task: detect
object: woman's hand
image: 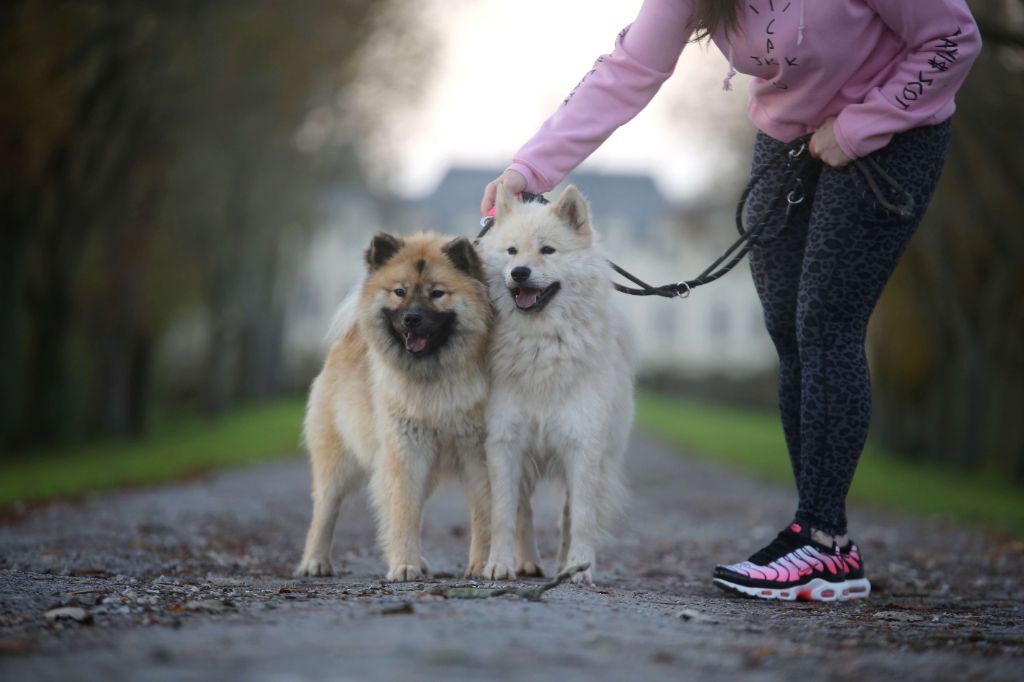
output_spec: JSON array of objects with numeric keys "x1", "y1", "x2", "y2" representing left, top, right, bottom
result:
[
  {"x1": 481, "y1": 169, "x2": 527, "y2": 216},
  {"x1": 809, "y1": 118, "x2": 852, "y2": 169}
]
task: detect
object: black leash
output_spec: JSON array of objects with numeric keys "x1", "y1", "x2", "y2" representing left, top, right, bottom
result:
[
  {"x1": 477, "y1": 138, "x2": 914, "y2": 299},
  {"x1": 612, "y1": 135, "x2": 817, "y2": 298}
]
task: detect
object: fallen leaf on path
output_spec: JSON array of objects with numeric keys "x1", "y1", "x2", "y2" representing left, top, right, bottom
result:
[
  {"x1": 380, "y1": 602, "x2": 415, "y2": 615},
  {"x1": 44, "y1": 607, "x2": 92, "y2": 624},
  {"x1": 745, "y1": 644, "x2": 776, "y2": 666},
  {"x1": 181, "y1": 599, "x2": 235, "y2": 614},
  {"x1": 71, "y1": 566, "x2": 112, "y2": 577},
  {"x1": 0, "y1": 637, "x2": 35, "y2": 655},
  {"x1": 676, "y1": 608, "x2": 719, "y2": 624}
]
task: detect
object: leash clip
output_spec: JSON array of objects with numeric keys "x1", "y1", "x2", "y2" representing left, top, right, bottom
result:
[
  {"x1": 786, "y1": 177, "x2": 805, "y2": 218},
  {"x1": 788, "y1": 142, "x2": 807, "y2": 163}
]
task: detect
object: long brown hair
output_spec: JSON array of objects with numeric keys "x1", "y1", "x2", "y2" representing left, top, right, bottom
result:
[{"x1": 689, "y1": 0, "x2": 743, "y2": 41}]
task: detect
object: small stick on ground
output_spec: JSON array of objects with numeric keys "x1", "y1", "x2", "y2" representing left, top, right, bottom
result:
[{"x1": 429, "y1": 563, "x2": 591, "y2": 602}]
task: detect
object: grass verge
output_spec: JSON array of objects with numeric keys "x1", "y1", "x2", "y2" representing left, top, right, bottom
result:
[
  {"x1": 0, "y1": 400, "x2": 306, "y2": 507},
  {"x1": 636, "y1": 392, "x2": 1024, "y2": 537},
  {"x1": 5, "y1": 393, "x2": 1021, "y2": 538}
]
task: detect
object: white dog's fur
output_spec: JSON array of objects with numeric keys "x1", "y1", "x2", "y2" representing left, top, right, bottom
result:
[{"x1": 478, "y1": 185, "x2": 636, "y2": 585}]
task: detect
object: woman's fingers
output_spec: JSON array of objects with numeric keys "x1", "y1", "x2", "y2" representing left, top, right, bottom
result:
[
  {"x1": 481, "y1": 179, "x2": 499, "y2": 216},
  {"x1": 480, "y1": 169, "x2": 528, "y2": 216},
  {"x1": 502, "y1": 169, "x2": 527, "y2": 194},
  {"x1": 808, "y1": 135, "x2": 820, "y2": 159},
  {"x1": 808, "y1": 118, "x2": 852, "y2": 169}
]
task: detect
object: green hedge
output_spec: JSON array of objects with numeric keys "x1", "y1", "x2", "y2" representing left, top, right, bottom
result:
[{"x1": 636, "y1": 393, "x2": 1024, "y2": 536}]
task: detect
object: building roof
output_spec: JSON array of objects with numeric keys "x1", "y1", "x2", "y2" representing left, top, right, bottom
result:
[{"x1": 411, "y1": 166, "x2": 674, "y2": 238}]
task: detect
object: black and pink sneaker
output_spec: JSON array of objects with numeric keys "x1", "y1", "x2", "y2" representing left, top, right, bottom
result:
[
  {"x1": 713, "y1": 522, "x2": 846, "y2": 601},
  {"x1": 838, "y1": 541, "x2": 871, "y2": 600}
]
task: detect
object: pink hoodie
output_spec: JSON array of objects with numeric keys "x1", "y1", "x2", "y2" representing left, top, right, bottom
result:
[{"x1": 507, "y1": 0, "x2": 981, "y2": 194}]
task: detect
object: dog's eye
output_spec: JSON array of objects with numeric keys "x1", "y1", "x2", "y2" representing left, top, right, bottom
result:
[
  {"x1": 430, "y1": 290, "x2": 445, "y2": 299},
  {"x1": 507, "y1": 247, "x2": 518, "y2": 255},
  {"x1": 394, "y1": 288, "x2": 406, "y2": 298},
  {"x1": 540, "y1": 246, "x2": 556, "y2": 255}
]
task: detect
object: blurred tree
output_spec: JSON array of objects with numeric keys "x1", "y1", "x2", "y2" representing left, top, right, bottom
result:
[
  {"x1": 869, "y1": 0, "x2": 1024, "y2": 476},
  {"x1": 0, "y1": 0, "x2": 433, "y2": 452}
]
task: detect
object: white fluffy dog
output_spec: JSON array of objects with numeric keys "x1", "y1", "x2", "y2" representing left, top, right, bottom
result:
[{"x1": 478, "y1": 184, "x2": 636, "y2": 585}]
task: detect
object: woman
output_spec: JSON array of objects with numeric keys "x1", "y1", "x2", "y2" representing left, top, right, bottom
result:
[{"x1": 479, "y1": 0, "x2": 980, "y2": 601}]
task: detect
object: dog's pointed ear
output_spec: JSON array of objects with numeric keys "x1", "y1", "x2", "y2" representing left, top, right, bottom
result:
[
  {"x1": 443, "y1": 237, "x2": 483, "y2": 279},
  {"x1": 551, "y1": 185, "x2": 591, "y2": 236},
  {"x1": 494, "y1": 182, "x2": 517, "y2": 222},
  {"x1": 365, "y1": 233, "x2": 403, "y2": 271}
]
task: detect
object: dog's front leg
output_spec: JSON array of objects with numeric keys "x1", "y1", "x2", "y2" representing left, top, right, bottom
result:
[
  {"x1": 482, "y1": 432, "x2": 525, "y2": 580},
  {"x1": 564, "y1": 441, "x2": 603, "y2": 586},
  {"x1": 459, "y1": 430, "x2": 491, "y2": 578},
  {"x1": 483, "y1": 441, "x2": 520, "y2": 580},
  {"x1": 516, "y1": 480, "x2": 544, "y2": 577},
  {"x1": 556, "y1": 495, "x2": 571, "y2": 574},
  {"x1": 374, "y1": 435, "x2": 432, "y2": 582},
  {"x1": 482, "y1": 391, "x2": 529, "y2": 580}
]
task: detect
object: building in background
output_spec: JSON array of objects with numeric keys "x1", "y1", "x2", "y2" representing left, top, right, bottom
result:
[{"x1": 285, "y1": 167, "x2": 776, "y2": 382}]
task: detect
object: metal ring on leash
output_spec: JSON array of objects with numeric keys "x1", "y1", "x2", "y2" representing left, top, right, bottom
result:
[
  {"x1": 675, "y1": 282, "x2": 691, "y2": 299},
  {"x1": 786, "y1": 190, "x2": 805, "y2": 205},
  {"x1": 788, "y1": 143, "x2": 806, "y2": 161}
]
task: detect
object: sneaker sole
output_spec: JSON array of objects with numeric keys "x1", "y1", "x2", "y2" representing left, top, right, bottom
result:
[
  {"x1": 713, "y1": 577, "x2": 847, "y2": 602},
  {"x1": 839, "y1": 577, "x2": 871, "y2": 601}
]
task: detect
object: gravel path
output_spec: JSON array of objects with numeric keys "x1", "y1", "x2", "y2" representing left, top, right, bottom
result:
[{"x1": 1, "y1": 434, "x2": 1022, "y2": 681}]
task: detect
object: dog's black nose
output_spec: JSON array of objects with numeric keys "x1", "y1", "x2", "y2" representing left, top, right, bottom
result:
[
  {"x1": 511, "y1": 266, "x2": 531, "y2": 283},
  {"x1": 403, "y1": 312, "x2": 423, "y2": 329}
]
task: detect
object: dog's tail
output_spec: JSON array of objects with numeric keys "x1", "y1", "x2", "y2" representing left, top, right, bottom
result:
[{"x1": 324, "y1": 275, "x2": 366, "y2": 344}]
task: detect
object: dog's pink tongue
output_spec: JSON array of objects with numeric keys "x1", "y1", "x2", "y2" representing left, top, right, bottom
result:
[
  {"x1": 515, "y1": 288, "x2": 541, "y2": 309},
  {"x1": 404, "y1": 333, "x2": 428, "y2": 352}
]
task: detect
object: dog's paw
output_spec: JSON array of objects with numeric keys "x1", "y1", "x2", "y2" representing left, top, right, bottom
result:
[
  {"x1": 385, "y1": 564, "x2": 424, "y2": 582},
  {"x1": 517, "y1": 561, "x2": 545, "y2": 578},
  {"x1": 294, "y1": 557, "x2": 334, "y2": 578},
  {"x1": 464, "y1": 560, "x2": 487, "y2": 579},
  {"x1": 481, "y1": 561, "x2": 516, "y2": 581},
  {"x1": 570, "y1": 568, "x2": 593, "y2": 586}
]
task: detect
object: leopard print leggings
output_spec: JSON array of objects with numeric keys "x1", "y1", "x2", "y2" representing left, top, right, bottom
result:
[{"x1": 746, "y1": 121, "x2": 951, "y2": 536}]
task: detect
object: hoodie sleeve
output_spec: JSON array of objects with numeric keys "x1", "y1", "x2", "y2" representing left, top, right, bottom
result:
[
  {"x1": 833, "y1": 0, "x2": 981, "y2": 160},
  {"x1": 507, "y1": 0, "x2": 694, "y2": 194}
]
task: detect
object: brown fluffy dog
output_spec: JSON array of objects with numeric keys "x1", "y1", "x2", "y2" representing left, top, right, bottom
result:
[{"x1": 295, "y1": 232, "x2": 492, "y2": 581}]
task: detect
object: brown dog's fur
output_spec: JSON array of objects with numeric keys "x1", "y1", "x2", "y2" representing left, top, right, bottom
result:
[{"x1": 295, "y1": 232, "x2": 492, "y2": 581}]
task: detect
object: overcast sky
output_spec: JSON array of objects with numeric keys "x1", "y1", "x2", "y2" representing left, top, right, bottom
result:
[{"x1": 385, "y1": 0, "x2": 754, "y2": 204}]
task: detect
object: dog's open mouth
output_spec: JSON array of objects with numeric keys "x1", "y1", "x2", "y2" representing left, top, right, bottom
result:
[
  {"x1": 510, "y1": 282, "x2": 560, "y2": 313},
  {"x1": 403, "y1": 332, "x2": 430, "y2": 354}
]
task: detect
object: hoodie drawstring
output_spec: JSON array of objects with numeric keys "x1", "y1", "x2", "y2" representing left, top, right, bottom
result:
[
  {"x1": 722, "y1": 44, "x2": 737, "y2": 91},
  {"x1": 797, "y1": 0, "x2": 806, "y2": 45}
]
